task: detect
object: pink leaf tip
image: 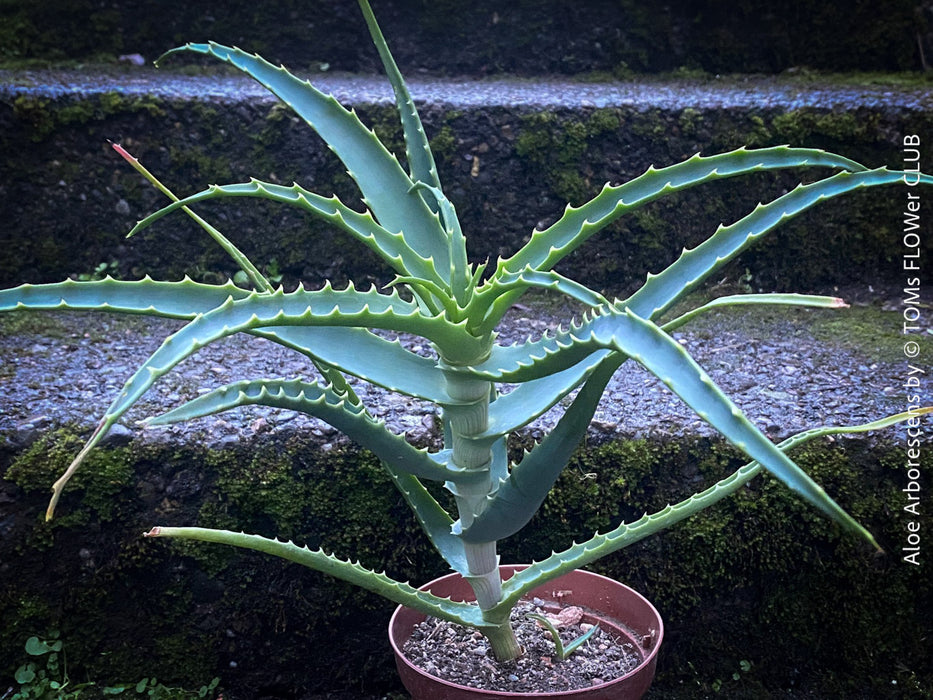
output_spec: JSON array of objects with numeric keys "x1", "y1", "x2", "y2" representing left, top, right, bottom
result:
[{"x1": 111, "y1": 141, "x2": 138, "y2": 164}]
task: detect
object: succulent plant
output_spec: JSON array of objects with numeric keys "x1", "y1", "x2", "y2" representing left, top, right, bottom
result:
[{"x1": 1, "y1": 0, "x2": 929, "y2": 666}]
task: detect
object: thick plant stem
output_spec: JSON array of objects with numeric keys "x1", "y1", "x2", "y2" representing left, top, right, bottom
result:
[
  {"x1": 442, "y1": 359, "x2": 523, "y2": 660},
  {"x1": 443, "y1": 367, "x2": 494, "y2": 536},
  {"x1": 466, "y1": 542, "x2": 522, "y2": 660},
  {"x1": 484, "y1": 622, "x2": 524, "y2": 662},
  {"x1": 464, "y1": 541, "x2": 500, "y2": 609}
]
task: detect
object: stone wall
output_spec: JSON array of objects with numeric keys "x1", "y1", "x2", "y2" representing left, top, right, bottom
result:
[{"x1": 2, "y1": 428, "x2": 929, "y2": 698}]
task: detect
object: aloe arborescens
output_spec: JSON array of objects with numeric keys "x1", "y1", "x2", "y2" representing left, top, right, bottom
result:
[{"x1": 2, "y1": 0, "x2": 930, "y2": 669}]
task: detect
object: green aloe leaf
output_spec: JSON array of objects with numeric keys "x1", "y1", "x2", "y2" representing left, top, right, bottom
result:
[
  {"x1": 661, "y1": 293, "x2": 848, "y2": 332},
  {"x1": 129, "y1": 181, "x2": 445, "y2": 287},
  {"x1": 146, "y1": 378, "x2": 479, "y2": 485},
  {"x1": 112, "y1": 143, "x2": 272, "y2": 292},
  {"x1": 473, "y1": 298, "x2": 837, "y2": 500},
  {"x1": 409, "y1": 183, "x2": 471, "y2": 306},
  {"x1": 497, "y1": 146, "x2": 867, "y2": 277},
  {"x1": 625, "y1": 168, "x2": 933, "y2": 320},
  {"x1": 112, "y1": 146, "x2": 364, "y2": 396},
  {"x1": 468, "y1": 306, "x2": 878, "y2": 545},
  {"x1": 384, "y1": 469, "x2": 468, "y2": 574},
  {"x1": 144, "y1": 526, "x2": 487, "y2": 628},
  {"x1": 468, "y1": 267, "x2": 610, "y2": 335},
  {"x1": 460, "y1": 355, "x2": 623, "y2": 541},
  {"x1": 113, "y1": 148, "x2": 365, "y2": 393},
  {"x1": 0, "y1": 277, "x2": 249, "y2": 317},
  {"x1": 480, "y1": 351, "x2": 612, "y2": 441},
  {"x1": 496, "y1": 409, "x2": 931, "y2": 610},
  {"x1": 460, "y1": 308, "x2": 604, "y2": 384},
  {"x1": 0, "y1": 278, "x2": 449, "y2": 401},
  {"x1": 157, "y1": 42, "x2": 451, "y2": 277},
  {"x1": 44, "y1": 284, "x2": 483, "y2": 517},
  {"x1": 264, "y1": 326, "x2": 448, "y2": 402},
  {"x1": 527, "y1": 613, "x2": 599, "y2": 661},
  {"x1": 100, "y1": 283, "x2": 470, "y2": 423},
  {"x1": 356, "y1": 0, "x2": 444, "y2": 206},
  {"x1": 469, "y1": 167, "x2": 933, "y2": 383},
  {"x1": 613, "y1": 310, "x2": 878, "y2": 544}
]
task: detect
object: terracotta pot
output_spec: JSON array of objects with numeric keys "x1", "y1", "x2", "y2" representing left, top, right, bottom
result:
[{"x1": 388, "y1": 566, "x2": 663, "y2": 699}]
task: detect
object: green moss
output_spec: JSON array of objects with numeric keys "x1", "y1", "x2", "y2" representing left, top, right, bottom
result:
[
  {"x1": 718, "y1": 113, "x2": 773, "y2": 149},
  {"x1": 515, "y1": 109, "x2": 622, "y2": 203},
  {"x1": 428, "y1": 122, "x2": 458, "y2": 166},
  {"x1": 3, "y1": 428, "x2": 142, "y2": 561},
  {"x1": 1, "y1": 425, "x2": 926, "y2": 695},
  {"x1": 643, "y1": 440, "x2": 930, "y2": 692},
  {"x1": 677, "y1": 107, "x2": 703, "y2": 138},
  {"x1": 361, "y1": 106, "x2": 406, "y2": 162},
  {"x1": 13, "y1": 92, "x2": 166, "y2": 142},
  {"x1": 205, "y1": 443, "x2": 309, "y2": 537},
  {"x1": 6, "y1": 429, "x2": 134, "y2": 528},
  {"x1": 0, "y1": 596, "x2": 54, "y2": 670},
  {"x1": 501, "y1": 438, "x2": 696, "y2": 563},
  {"x1": 770, "y1": 108, "x2": 881, "y2": 147},
  {"x1": 783, "y1": 71, "x2": 933, "y2": 88},
  {"x1": 495, "y1": 430, "x2": 932, "y2": 694},
  {"x1": 0, "y1": 309, "x2": 73, "y2": 339},
  {"x1": 807, "y1": 306, "x2": 909, "y2": 361},
  {"x1": 245, "y1": 102, "x2": 301, "y2": 183},
  {"x1": 184, "y1": 440, "x2": 441, "y2": 583},
  {"x1": 165, "y1": 142, "x2": 233, "y2": 189},
  {"x1": 682, "y1": 303, "x2": 908, "y2": 364},
  {"x1": 0, "y1": 434, "x2": 225, "y2": 686},
  {"x1": 628, "y1": 108, "x2": 668, "y2": 141}
]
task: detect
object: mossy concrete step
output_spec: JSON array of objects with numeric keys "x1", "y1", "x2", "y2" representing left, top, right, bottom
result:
[
  {"x1": 1, "y1": 69, "x2": 930, "y2": 293},
  {"x1": 0, "y1": 293, "x2": 928, "y2": 697},
  {"x1": 0, "y1": 293, "x2": 923, "y2": 448}
]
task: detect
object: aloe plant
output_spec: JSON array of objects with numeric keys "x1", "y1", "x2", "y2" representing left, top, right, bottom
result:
[{"x1": 1, "y1": 0, "x2": 930, "y2": 668}]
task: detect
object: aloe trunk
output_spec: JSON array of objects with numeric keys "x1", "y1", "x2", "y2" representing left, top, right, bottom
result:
[{"x1": 442, "y1": 361, "x2": 521, "y2": 657}]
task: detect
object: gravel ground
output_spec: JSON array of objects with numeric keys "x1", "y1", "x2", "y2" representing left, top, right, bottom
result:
[
  {"x1": 0, "y1": 286, "x2": 921, "y2": 455},
  {"x1": 2, "y1": 69, "x2": 932, "y2": 112}
]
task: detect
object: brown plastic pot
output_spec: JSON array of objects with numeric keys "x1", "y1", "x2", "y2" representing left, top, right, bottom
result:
[{"x1": 388, "y1": 566, "x2": 663, "y2": 699}]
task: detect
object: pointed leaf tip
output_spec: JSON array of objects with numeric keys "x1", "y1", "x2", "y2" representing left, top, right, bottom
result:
[{"x1": 111, "y1": 142, "x2": 137, "y2": 164}]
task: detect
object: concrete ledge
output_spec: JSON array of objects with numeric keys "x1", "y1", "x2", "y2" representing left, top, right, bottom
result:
[
  {"x1": 1, "y1": 70, "x2": 931, "y2": 292},
  {"x1": 0, "y1": 292, "x2": 920, "y2": 446}
]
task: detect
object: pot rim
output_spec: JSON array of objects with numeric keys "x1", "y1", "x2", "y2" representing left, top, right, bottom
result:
[{"x1": 388, "y1": 565, "x2": 664, "y2": 697}]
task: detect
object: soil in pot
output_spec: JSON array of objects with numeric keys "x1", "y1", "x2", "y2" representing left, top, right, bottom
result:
[
  {"x1": 402, "y1": 599, "x2": 642, "y2": 693},
  {"x1": 391, "y1": 567, "x2": 662, "y2": 699}
]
